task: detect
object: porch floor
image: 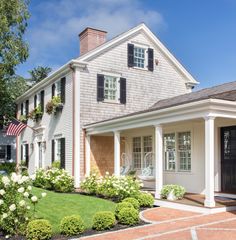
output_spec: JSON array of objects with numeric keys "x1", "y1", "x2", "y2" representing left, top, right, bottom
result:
[{"x1": 159, "y1": 193, "x2": 236, "y2": 208}]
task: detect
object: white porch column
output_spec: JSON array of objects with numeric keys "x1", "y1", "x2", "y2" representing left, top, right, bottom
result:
[
  {"x1": 114, "y1": 131, "x2": 120, "y2": 176},
  {"x1": 204, "y1": 116, "x2": 216, "y2": 207},
  {"x1": 155, "y1": 125, "x2": 163, "y2": 199},
  {"x1": 85, "y1": 134, "x2": 91, "y2": 176}
]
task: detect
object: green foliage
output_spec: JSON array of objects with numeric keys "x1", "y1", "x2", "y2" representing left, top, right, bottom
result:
[
  {"x1": 122, "y1": 197, "x2": 140, "y2": 210},
  {"x1": 46, "y1": 96, "x2": 63, "y2": 115},
  {"x1": 0, "y1": 0, "x2": 30, "y2": 78},
  {"x1": 81, "y1": 172, "x2": 143, "y2": 201},
  {"x1": 115, "y1": 202, "x2": 134, "y2": 218},
  {"x1": 117, "y1": 207, "x2": 139, "y2": 225},
  {"x1": 19, "y1": 114, "x2": 27, "y2": 123},
  {"x1": 60, "y1": 215, "x2": 85, "y2": 236},
  {"x1": 28, "y1": 104, "x2": 43, "y2": 122},
  {"x1": 0, "y1": 173, "x2": 46, "y2": 235},
  {"x1": 51, "y1": 160, "x2": 61, "y2": 169},
  {"x1": 0, "y1": 162, "x2": 16, "y2": 174},
  {"x1": 161, "y1": 184, "x2": 186, "y2": 200},
  {"x1": 28, "y1": 66, "x2": 52, "y2": 85},
  {"x1": 33, "y1": 168, "x2": 74, "y2": 193},
  {"x1": 26, "y1": 219, "x2": 52, "y2": 240},
  {"x1": 136, "y1": 192, "x2": 154, "y2": 207},
  {"x1": 92, "y1": 211, "x2": 115, "y2": 231}
]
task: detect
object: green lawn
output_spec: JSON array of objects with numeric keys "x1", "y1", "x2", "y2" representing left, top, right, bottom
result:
[{"x1": 31, "y1": 187, "x2": 116, "y2": 233}]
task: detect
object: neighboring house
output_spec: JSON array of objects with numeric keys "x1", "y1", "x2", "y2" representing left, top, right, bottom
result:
[
  {"x1": 0, "y1": 117, "x2": 16, "y2": 163},
  {"x1": 16, "y1": 24, "x2": 199, "y2": 197}
]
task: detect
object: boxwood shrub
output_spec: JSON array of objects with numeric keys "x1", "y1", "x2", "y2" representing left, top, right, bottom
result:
[
  {"x1": 117, "y1": 207, "x2": 139, "y2": 225},
  {"x1": 26, "y1": 219, "x2": 52, "y2": 240},
  {"x1": 122, "y1": 197, "x2": 140, "y2": 210},
  {"x1": 136, "y1": 192, "x2": 154, "y2": 207},
  {"x1": 161, "y1": 184, "x2": 186, "y2": 200},
  {"x1": 60, "y1": 215, "x2": 85, "y2": 236},
  {"x1": 115, "y1": 202, "x2": 134, "y2": 218},
  {"x1": 92, "y1": 211, "x2": 116, "y2": 231}
]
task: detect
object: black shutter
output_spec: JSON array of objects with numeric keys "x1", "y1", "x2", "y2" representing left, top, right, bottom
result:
[
  {"x1": 0, "y1": 115, "x2": 3, "y2": 130},
  {"x1": 97, "y1": 74, "x2": 104, "y2": 102},
  {"x1": 40, "y1": 90, "x2": 45, "y2": 112},
  {"x1": 21, "y1": 103, "x2": 24, "y2": 115},
  {"x1": 34, "y1": 95, "x2": 37, "y2": 108},
  {"x1": 148, "y1": 48, "x2": 154, "y2": 71},
  {"x1": 51, "y1": 140, "x2": 55, "y2": 163},
  {"x1": 25, "y1": 144, "x2": 29, "y2": 167},
  {"x1": 7, "y1": 145, "x2": 11, "y2": 160},
  {"x1": 21, "y1": 145, "x2": 23, "y2": 161},
  {"x1": 52, "y1": 84, "x2": 55, "y2": 98},
  {"x1": 25, "y1": 100, "x2": 29, "y2": 116},
  {"x1": 120, "y1": 78, "x2": 126, "y2": 104},
  {"x1": 60, "y1": 138, "x2": 65, "y2": 169},
  {"x1": 61, "y1": 77, "x2": 66, "y2": 104},
  {"x1": 127, "y1": 43, "x2": 134, "y2": 67}
]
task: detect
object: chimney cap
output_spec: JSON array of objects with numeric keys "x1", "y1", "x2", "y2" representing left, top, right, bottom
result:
[{"x1": 79, "y1": 27, "x2": 107, "y2": 37}]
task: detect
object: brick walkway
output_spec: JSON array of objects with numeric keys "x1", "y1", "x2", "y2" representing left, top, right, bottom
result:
[{"x1": 80, "y1": 207, "x2": 236, "y2": 240}]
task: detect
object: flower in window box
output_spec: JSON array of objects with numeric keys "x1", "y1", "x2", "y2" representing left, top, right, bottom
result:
[
  {"x1": 19, "y1": 115, "x2": 28, "y2": 123},
  {"x1": 28, "y1": 105, "x2": 43, "y2": 122},
  {"x1": 46, "y1": 96, "x2": 63, "y2": 115}
]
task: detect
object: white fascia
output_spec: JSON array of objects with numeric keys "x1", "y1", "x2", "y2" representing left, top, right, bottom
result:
[
  {"x1": 15, "y1": 59, "x2": 87, "y2": 104},
  {"x1": 84, "y1": 99, "x2": 236, "y2": 135}
]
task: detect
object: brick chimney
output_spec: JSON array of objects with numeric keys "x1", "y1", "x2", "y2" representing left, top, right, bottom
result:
[{"x1": 79, "y1": 27, "x2": 107, "y2": 55}]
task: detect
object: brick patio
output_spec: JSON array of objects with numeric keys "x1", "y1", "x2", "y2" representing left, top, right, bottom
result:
[{"x1": 80, "y1": 207, "x2": 236, "y2": 240}]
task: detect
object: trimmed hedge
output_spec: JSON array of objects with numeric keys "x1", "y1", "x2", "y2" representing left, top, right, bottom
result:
[
  {"x1": 26, "y1": 219, "x2": 52, "y2": 240},
  {"x1": 115, "y1": 202, "x2": 134, "y2": 218},
  {"x1": 60, "y1": 215, "x2": 85, "y2": 236},
  {"x1": 122, "y1": 197, "x2": 140, "y2": 210},
  {"x1": 136, "y1": 193, "x2": 154, "y2": 207},
  {"x1": 117, "y1": 207, "x2": 139, "y2": 225},
  {"x1": 92, "y1": 211, "x2": 115, "y2": 231}
]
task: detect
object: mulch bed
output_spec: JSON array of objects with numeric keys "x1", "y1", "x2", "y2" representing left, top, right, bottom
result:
[{"x1": 0, "y1": 221, "x2": 148, "y2": 240}]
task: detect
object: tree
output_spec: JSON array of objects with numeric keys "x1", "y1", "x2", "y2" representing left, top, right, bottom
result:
[
  {"x1": 29, "y1": 66, "x2": 52, "y2": 85},
  {"x1": 0, "y1": 0, "x2": 30, "y2": 79}
]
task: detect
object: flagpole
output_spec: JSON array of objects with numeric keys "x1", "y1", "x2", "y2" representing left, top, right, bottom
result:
[{"x1": 11, "y1": 117, "x2": 38, "y2": 133}]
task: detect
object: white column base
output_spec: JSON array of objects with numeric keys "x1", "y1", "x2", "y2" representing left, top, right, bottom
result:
[
  {"x1": 155, "y1": 192, "x2": 161, "y2": 199},
  {"x1": 204, "y1": 199, "x2": 216, "y2": 208},
  {"x1": 114, "y1": 131, "x2": 120, "y2": 177}
]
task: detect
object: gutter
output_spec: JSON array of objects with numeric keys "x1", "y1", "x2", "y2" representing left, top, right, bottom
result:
[{"x1": 15, "y1": 59, "x2": 87, "y2": 103}]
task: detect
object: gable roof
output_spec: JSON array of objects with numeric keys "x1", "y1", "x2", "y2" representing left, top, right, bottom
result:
[
  {"x1": 78, "y1": 23, "x2": 199, "y2": 85},
  {"x1": 85, "y1": 80, "x2": 236, "y2": 127}
]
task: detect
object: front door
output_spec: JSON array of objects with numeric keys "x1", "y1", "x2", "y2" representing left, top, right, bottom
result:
[{"x1": 221, "y1": 126, "x2": 236, "y2": 193}]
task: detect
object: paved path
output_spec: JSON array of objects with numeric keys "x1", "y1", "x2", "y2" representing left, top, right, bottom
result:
[{"x1": 80, "y1": 207, "x2": 236, "y2": 240}]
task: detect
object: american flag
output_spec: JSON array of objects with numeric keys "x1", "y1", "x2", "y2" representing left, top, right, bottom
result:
[{"x1": 6, "y1": 119, "x2": 27, "y2": 136}]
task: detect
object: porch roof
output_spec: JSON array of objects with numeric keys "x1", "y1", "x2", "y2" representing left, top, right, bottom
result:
[{"x1": 85, "y1": 81, "x2": 236, "y2": 134}]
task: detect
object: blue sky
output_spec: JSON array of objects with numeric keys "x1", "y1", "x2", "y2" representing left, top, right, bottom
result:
[{"x1": 17, "y1": 0, "x2": 236, "y2": 89}]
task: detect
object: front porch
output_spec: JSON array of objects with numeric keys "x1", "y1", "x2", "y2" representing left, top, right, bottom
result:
[{"x1": 84, "y1": 98, "x2": 236, "y2": 209}]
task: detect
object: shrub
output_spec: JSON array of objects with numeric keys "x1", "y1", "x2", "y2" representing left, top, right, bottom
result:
[
  {"x1": 161, "y1": 184, "x2": 186, "y2": 200},
  {"x1": 60, "y1": 215, "x2": 85, "y2": 236},
  {"x1": 0, "y1": 173, "x2": 46, "y2": 235},
  {"x1": 117, "y1": 207, "x2": 139, "y2": 225},
  {"x1": 81, "y1": 172, "x2": 143, "y2": 201},
  {"x1": 26, "y1": 219, "x2": 52, "y2": 240},
  {"x1": 136, "y1": 192, "x2": 154, "y2": 207},
  {"x1": 0, "y1": 162, "x2": 16, "y2": 174},
  {"x1": 52, "y1": 160, "x2": 61, "y2": 169},
  {"x1": 115, "y1": 202, "x2": 134, "y2": 218},
  {"x1": 33, "y1": 168, "x2": 74, "y2": 193},
  {"x1": 122, "y1": 197, "x2": 140, "y2": 210},
  {"x1": 92, "y1": 211, "x2": 115, "y2": 231}
]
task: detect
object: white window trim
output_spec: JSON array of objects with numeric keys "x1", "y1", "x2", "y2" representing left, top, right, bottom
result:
[
  {"x1": 131, "y1": 42, "x2": 149, "y2": 70},
  {"x1": 55, "y1": 80, "x2": 61, "y2": 97},
  {"x1": 163, "y1": 130, "x2": 192, "y2": 173},
  {"x1": 103, "y1": 74, "x2": 121, "y2": 104}
]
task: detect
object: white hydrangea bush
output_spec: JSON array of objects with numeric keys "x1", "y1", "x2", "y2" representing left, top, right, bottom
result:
[
  {"x1": 81, "y1": 172, "x2": 143, "y2": 201},
  {"x1": 0, "y1": 173, "x2": 46, "y2": 235}
]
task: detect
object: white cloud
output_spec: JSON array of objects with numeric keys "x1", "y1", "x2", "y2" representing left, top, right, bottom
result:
[{"x1": 25, "y1": 0, "x2": 165, "y2": 69}]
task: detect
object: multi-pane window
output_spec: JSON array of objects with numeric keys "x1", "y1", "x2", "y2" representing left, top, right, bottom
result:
[
  {"x1": 178, "y1": 132, "x2": 191, "y2": 171},
  {"x1": 0, "y1": 145, "x2": 6, "y2": 160},
  {"x1": 133, "y1": 137, "x2": 141, "y2": 169},
  {"x1": 132, "y1": 136, "x2": 153, "y2": 169},
  {"x1": 104, "y1": 75, "x2": 118, "y2": 101},
  {"x1": 56, "y1": 81, "x2": 61, "y2": 97},
  {"x1": 55, "y1": 139, "x2": 61, "y2": 162},
  {"x1": 134, "y1": 47, "x2": 145, "y2": 68},
  {"x1": 164, "y1": 133, "x2": 176, "y2": 171}
]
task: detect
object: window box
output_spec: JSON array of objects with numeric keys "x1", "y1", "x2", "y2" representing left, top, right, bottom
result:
[
  {"x1": 28, "y1": 105, "x2": 43, "y2": 122},
  {"x1": 19, "y1": 115, "x2": 28, "y2": 124},
  {"x1": 46, "y1": 96, "x2": 63, "y2": 115}
]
